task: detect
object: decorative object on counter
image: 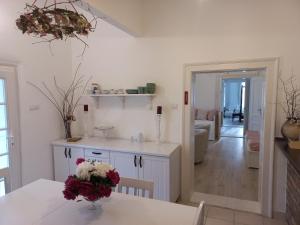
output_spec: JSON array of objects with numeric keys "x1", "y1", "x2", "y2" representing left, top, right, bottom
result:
[
  {"x1": 28, "y1": 63, "x2": 91, "y2": 139},
  {"x1": 130, "y1": 133, "x2": 144, "y2": 143},
  {"x1": 156, "y1": 106, "x2": 162, "y2": 144},
  {"x1": 146, "y1": 83, "x2": 156, "y2": 94},
  {"x1": 281, "y1": 118, "x2": 300, "y2": 141},
  {"x1": 16, "y1": 0, "x2": 97, "y2": 55},
  {"x1": 288, "y1": 141, "x2": 300, "y2": 150},
  {"x1": 83, "y1": 104, "x2": 89, "y2": 138},
  {"x1": 94, "y1": 125, "x2": 114, "y2": 138},
  {"x1": 67, "y1": 137, "x2": 82, "y2": 142},
  {"x1": 279, "y1": 75, "x2": 300, "y2": 140},
  {"x1": 138, "y1": 132, "x2": 144, "y2": 143},
  {"x1": 63, "y1": 158, "x2": 120, "y2": 209},
  {"x1": 126, "y1": 89, "x2": 139, "y2": 94}
]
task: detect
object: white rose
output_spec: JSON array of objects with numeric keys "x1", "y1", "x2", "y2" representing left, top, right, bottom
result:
[
  {"x1": 92, "y1": 162, "x2": 113, "y2": 178},
  {"x1": 76, "y1": 161, "x2": 94, "y2": 181}
]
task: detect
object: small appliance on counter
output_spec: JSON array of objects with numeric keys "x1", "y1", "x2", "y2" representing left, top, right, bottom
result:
[{"x1": 94, "y1": 125, "x2": 114, "y2": 138}]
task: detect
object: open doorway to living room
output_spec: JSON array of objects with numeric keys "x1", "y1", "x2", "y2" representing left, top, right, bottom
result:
[
  {"x1": 192, "y1": 69, "x2": 265, "y2": 205},
  {"x1": 221, "y1": 78, "x2": 246, "y2": 138}
]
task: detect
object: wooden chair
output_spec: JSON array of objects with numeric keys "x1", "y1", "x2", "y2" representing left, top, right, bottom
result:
[
  {"x1": 117, "y1": 177, "x2": 154, "y2": 199},
  {"x1": 193, "y1": 201, "x2": 206, "y2": 225}
]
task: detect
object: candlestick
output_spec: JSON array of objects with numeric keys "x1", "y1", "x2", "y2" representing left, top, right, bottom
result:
[
  {"x1": 157, "y1": 106, "x2": 162, "y2": 115},
  {"x1": 83, "y1": 105, "x2": 89, "y2": 138}
]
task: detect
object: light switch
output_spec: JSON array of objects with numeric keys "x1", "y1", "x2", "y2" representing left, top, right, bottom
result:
[{"x1": 29, "y1": 105, "x2": 40, "y2": 111}]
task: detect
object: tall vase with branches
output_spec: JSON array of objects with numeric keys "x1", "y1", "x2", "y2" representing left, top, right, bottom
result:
[
  {"x1": 279, "y1": 75, "x2": 300, "y2": 140},
  {"x1": 28, "y1": 64, "x2": 91, "y2": 139}
]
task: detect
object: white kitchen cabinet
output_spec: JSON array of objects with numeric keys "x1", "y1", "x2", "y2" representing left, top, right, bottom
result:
[
  {"x1": 139, "y1": 155, "x2": 169, "y2": 201},
  {"x1": 52, "y1": 138, "x2": 181, "y2": 202},
  {"x1": 53, "y1": 146, "x2": 84, "y2": 182},
  {"x1": 110, "y1": 152, "x2": 139, "y2": 179}
]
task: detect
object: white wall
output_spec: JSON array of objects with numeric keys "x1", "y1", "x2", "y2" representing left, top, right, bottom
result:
[
  {"x1": 0, "y1": 1, "x2": 72, "y2": 185},
  {"x1": 194, "y1": 73, "x2": 219, "y2": 111}
]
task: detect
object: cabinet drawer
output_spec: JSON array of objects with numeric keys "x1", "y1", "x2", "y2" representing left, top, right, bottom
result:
[
  {"x1": 85, "y1": 156, "x2": 110, "y2": 164},
  {"x1": 85, "y1": 149, "x2": 110, "y2": 158}
]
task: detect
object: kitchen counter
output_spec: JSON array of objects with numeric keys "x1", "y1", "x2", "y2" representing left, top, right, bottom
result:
[
  {"x1": 52, "y1": 137, "x2": 181, "y2": 157},
  {"x1": 275, "y1": 138, "x2": 300, "y2": 174}
]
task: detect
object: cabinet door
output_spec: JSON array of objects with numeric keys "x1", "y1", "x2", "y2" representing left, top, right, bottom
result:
[
  {"x1": 53, "y1": 146, "x2": 69, "y2": 182},
  {"x1": 110, "y1": 152, "x2": 139, "y2": 179},
  {"x1": 139, "y1": 155, "x2": 169, "y2": 201},
  {"x1": 68, "y1": 147, "x2": 84, "y2": 176}
]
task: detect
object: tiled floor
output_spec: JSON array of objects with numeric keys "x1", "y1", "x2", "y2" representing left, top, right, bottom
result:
[{"x1": 180, "y1": 202, "x2": 287, "y2": 225}]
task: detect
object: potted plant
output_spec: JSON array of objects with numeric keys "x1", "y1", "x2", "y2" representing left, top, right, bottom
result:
[
  {"x1": 28, "y1": 64, "x2": 91, "y2": 139},
  {"x1": 279, "y1": 75, "x2": 300, "y2": 140},
  {"x1": 63, "y1": 158, "x2": 120, "y2": 209}
]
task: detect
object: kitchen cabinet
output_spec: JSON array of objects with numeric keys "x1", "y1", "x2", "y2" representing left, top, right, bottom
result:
[
  {"x1": 53, "y1": 146, "x2": 84, "y2": 182},
  {"x1": 52, "y1": 138, "x2": 181, "y2": 202}
]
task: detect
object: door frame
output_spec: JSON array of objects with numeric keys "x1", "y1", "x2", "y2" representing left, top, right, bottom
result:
[
  {"x1": 0, "y1": 64, "x2": 22, "y2": 192},
  {"x1": 182, "y1": 58, "x2": 279, "y2": 217}
]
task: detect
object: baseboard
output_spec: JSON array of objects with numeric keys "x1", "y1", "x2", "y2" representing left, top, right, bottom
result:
[{"x1": 272, "y1": 211, "x2": 286, "y2": 221}]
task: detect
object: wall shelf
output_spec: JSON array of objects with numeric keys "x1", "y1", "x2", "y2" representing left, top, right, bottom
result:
[{"x1": 84, "y1": 94, "x2": 156, "y2": 109}]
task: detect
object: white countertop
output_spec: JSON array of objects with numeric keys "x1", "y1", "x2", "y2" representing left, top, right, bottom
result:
[
  {"x1": 0, "y1": 179, "x2": 196, "y2": 225},
  {"x1": 52, "y1": 137, "x2": 181, "y2": 157}
]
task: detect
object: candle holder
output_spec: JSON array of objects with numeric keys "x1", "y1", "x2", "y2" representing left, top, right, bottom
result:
[
  {"x1": 155, "y1": 105, "x2": 163, "y2": 144},
  {"x1": 83, "y1": 105, "x2": 89, "y2": 138}
]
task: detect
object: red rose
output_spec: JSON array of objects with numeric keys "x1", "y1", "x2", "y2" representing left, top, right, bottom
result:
[
  {"x1": 63, "y1": 188, "x2": 77, "y2": 200},
  {"x1": 106, "y1": 170, "x2": 120, "y2": 186},
  {"x1": 99, "y1": 185, "x2": 112, "y2": 198},
  {"x1": 76, "y1": 158, "x2": 85, "y2": 165},
  {"x1": 78, "y1": 181, "x2": 94, "y2": 197}
]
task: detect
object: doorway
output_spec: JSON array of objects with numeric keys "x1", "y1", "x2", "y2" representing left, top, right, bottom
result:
[
  {"x1": 193, "y1": 70, "x2": 265, "y2": 202},
  {"x1": 182, "y1": 58, "x2": 278, "y2": 217},
  {"x1": 221, "y1": 78, "x2": 247, "y2": 138},
  {"x1": 0, "y1": 64, "x2": 21, "y2": 196}
]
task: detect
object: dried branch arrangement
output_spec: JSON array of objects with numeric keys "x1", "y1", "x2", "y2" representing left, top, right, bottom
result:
[
  {"x1": 28, "y1": 64, "x2": 92, "y2": 138},
  {"x1": 16, "y1": 0, "x2": 97, "y2": 54},
  {"x1": 279, "y1": 75, "x2": 300, "y2": 119}
]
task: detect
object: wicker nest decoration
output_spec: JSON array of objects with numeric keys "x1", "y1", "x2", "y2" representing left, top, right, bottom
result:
[{"x1": 16, "y1": 0, "x2": 96, "y2": 53}]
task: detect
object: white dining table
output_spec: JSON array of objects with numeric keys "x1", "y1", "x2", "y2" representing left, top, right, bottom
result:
[{"x1": 0, "y1": 179, "x2": 197, "y2": 225}]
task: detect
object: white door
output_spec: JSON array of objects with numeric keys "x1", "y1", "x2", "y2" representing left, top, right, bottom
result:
[
  {"x1": 0, "y1": 65, "x2": 21, "y2": 196},
  {"x1": 110, "y1": 152, "x2": 139, "y2": 179},
  {"x1": 139, "y1": 155, "x2": 169, "y2": 200},
  {"x1": 248, "y1": 77, "x2": 265, "y2": 131}
]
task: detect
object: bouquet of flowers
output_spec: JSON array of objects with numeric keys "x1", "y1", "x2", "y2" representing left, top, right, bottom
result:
[{"x1": 63, "y1": 158, "x2": 120, "y2": 202}]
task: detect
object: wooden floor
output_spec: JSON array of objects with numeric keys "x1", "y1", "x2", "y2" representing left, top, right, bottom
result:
[
  {"x1": 221, "y1": 126, "x2": 244, "y2": 138},
  {"x1": 194, "y1": 137, "x2": 258, "y2": 201}
]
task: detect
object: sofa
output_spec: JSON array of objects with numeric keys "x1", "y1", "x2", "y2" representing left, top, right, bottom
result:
[
  {"x1": 194, "y1": 108, "x2": 220, "y2": 141},
  {"x1": 194, "y1": 128, "x2": 209, "y2": 163}
]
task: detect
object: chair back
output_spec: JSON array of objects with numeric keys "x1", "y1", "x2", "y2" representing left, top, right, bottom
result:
[
  {"x1": 117, "y1": 177, "x2": 154, "y2": 199},
  {"x1": 193, "y1": 201, "x2": 205, "y2": 225}
]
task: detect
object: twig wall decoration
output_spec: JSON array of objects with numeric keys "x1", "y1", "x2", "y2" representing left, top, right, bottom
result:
[{"x1": 16, "y1": 0, "x2": 97, "y2": 55}]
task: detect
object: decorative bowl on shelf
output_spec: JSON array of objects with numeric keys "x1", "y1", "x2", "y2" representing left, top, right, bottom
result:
[{"x1": 126, "y1": 89, "x2": 139, "y2": 94}]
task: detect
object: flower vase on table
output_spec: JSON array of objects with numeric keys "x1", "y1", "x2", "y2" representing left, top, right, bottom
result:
[{"x1": 63, "y1": 158, "x2": 120, "y2": 210}]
